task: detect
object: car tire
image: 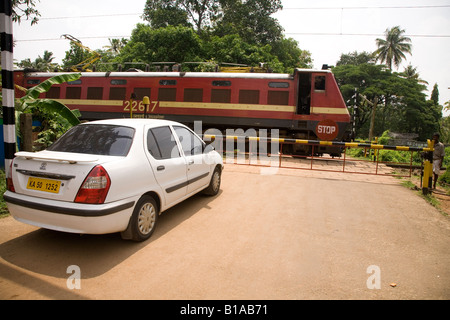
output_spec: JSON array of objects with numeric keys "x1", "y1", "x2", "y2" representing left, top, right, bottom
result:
[
  {"x1": 202, "y1": 166, "x2": 221, "y2": 196},
  {"x1": 128, "y1": 195, "x2": 159, "y2": 242}
]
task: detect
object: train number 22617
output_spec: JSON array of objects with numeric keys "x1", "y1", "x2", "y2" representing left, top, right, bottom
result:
[{"x1": 123, "y1": 100, "x2": 159, "y2": 113}]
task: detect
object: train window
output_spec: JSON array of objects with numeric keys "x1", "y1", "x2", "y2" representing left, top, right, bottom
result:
[
  {"x1": 239, "y1": 90, "x2": 259, "y2": 104},
  {"x1": 134, "y1": 88, "x2": 151, "y2": 100},
  {"x1": 211, "y1": 89, "x2": 231, "y2": 103},
  {"x1": 159, "y1": 80, "x2": 177, "y2": 86},
  {"x1": 268, "y1": 91, "x2": 289, "y2": 105},
  {"x1": 46, "y1": 87, "x2": 60, "y2": 99},
  {"x1": 27, "y1": 79, "x2": 40, "y2": 85},
  {"x1": 184, "y1": 88, "x2": 203, "y2": 102},
  {"x1": 268, "y1": 82, "x2": 289, "y2": 88},
  {"x1": 111, "y1": 79, "x2": 127, "y2": 85},
  {"x1": 68, "y1": 80, "x2": 82, "y2": 85},
  {"x1": 212, "y1": 80, "x2": 231, "y2": 87},
  {"x1": 109, "y1": 87, "x2": 127, "y2": 100},
  {"x1": 314, "y1": 76, "x2": 326, "y2": 91},
  {"x1": 66, "y1": 87, "x2": 81, "y2": 99},
  {"x1": 158, "y1": 88, "x2": 177, "y2": 101},
  {"x1": 87, "y1": 87, "x2": 104, "y2": 100}
]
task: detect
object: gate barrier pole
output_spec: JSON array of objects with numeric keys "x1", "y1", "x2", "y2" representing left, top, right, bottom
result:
[
  {"x1": 422, "y1": 139, "x2": 435, "y2": 195},
  {"x1": 203, "y1": 134, "x2": 435, "y2": 185}
]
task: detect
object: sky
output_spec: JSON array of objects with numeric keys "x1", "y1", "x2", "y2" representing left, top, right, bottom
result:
[{"x1": 11, "y1": 0, "x2": 450, "y2": 114}]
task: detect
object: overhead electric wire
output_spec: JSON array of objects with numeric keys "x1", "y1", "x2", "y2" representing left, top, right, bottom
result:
[
  {"x1": 284, "y1": 33, "x2": 450, "y2": 38},
  {"x1": 40, "y1": 13, "x2": 141, "y2": 20},
  {"x1": 282, "y1": 5, "x2": 450, "y2": 10},
  {"x1": 16, "y1": 32, "x2": 450, "y2": 43},
  {"x1": 35, "y1": 4, "x2": 450, "y2": 20},
  {"x1": 14, "y1": 4, "x2": 450, "y2": 42}
]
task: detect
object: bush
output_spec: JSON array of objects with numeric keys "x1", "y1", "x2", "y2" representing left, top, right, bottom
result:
[{"x1": 439, "y1": 168, "x2": 450, "y2": 184}]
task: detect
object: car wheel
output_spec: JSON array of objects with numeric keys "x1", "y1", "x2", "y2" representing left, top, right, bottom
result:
[
  {"x1": 203, "y1": 166, "x2": 221, "y2": 196},
  {"x1": 129, "y1": 195, "x2": 158, "y2": 241}
]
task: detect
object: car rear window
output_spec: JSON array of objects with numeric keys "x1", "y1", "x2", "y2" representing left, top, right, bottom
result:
[{"x1": 48, "y1": 124, "x2": 135, "y2": 156}]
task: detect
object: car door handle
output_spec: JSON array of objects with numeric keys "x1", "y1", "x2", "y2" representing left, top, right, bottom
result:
[
  {"x1": 188, "y1": 160, "x2": 194, "y2": 165},
  {"x1": 157, "y1": 165, "x2": 165, "y2": 171}
]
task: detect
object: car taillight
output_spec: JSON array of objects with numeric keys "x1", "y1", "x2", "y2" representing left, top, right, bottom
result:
[
  {"x1": 7, "y1": 161, "x2": 15, "y2": 192},
  {"x1": 75, "y1": 165, "x2": 111, "y2": 204}
]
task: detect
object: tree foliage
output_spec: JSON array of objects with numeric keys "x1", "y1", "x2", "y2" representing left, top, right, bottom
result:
[
  {"x1": 137, "y1": 0, "x2": 303, "y2": 72},
  {"x1": 113, "y1": 21, "x2": 310, "y2": 73},
  {"x1": 11, "y1": 0, "x2": 40, "y2": 25},
  {"x1": 10, "y1": 73, "x2": 82, "y2": 149},
  {"x1": 333, "y1": 53, "x2": 441, "y2": 141},
  {"x1": 143, "y1": 0, "x2": 220, "y2": 32},
  {"x1": 118, "y1": 24, "x2": 203, "y2": 69},
  {"x1": 142, "y1": 0, "x2": 191, "y2": 29},
  {"x1": 17, "y1": 50, "x2": 58, "y2": 71},
  {"x1": 214, "y1": 0, "x2": 283, "y2": 45}
]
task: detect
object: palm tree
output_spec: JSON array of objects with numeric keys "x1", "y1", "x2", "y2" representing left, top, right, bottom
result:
[
  {"x1": 16, "y1": 50, "x2": 58, "y2": 71},
  {"x1": 35, "y1": 51, "x2": 58, "y2": 71},
  {"x1": 103, "y1": 38, "x2": 128, "y2": 55},
  {"x1": 374, "y1": 26, "x2": 412, "y2": 70},
  {"x1": 402, "y1": 64, "x2": 428, "y2": 85}
]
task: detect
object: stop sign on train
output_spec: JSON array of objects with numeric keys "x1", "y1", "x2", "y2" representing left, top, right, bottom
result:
[{"x1": 316, "y1": 119, "x2": 339, "y2": 141}]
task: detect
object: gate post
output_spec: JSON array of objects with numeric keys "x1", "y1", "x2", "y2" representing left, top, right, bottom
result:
[
  {"x1": 1, "y1": 0, "x2": 16, "y2": 176},
  {"x1": 422, "y1": 139, "x2": 434, "y2": 195}
]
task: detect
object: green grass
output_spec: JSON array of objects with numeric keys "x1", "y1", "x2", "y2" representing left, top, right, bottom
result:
[
  {"x1": 0, "y1": 170, "x2": 10, "y2": 218},
  {"x1": 399, "y1": 175, "x2": 447, "y2": 216},
  {"x1": 401, "y1": 179, "x2": 419, "y2": 190}
]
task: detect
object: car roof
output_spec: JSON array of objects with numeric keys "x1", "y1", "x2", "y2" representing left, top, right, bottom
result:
[{"x1": 82, "y1": 118, "x2": 186, "y2": 129}]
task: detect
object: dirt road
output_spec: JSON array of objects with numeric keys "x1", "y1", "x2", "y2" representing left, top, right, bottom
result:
[{"x1": 0, "y1": 163, "x2": 449, "y2": 300}]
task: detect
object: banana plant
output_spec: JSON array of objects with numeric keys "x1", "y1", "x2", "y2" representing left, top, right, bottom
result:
[
  {"x1": 13, "y1": 73, "x2": 82, "y2": 149},
  {"x1": 15, "y1": 73, "x2": 82, "y2": 124}
]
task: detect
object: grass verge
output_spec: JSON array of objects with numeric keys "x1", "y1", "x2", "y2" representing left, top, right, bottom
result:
[
  {"x1": 400, "y1": 175, "x2": 448, "y2": 217},
  {"x1": 0, "y1": 170, "x2": 10, "y2": 218}
]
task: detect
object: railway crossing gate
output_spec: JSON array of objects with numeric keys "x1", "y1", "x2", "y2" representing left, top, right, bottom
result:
[{"x1": 203, "y1": 134, "x2": 436, "y2": 195}]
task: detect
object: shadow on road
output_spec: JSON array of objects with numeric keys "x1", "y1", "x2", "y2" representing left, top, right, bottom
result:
[{"x1": 0, "y1": 192, "x2": 221, "y2": 280}]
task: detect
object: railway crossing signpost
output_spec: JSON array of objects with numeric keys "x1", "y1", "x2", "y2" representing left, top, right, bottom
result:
[{"x1": 315, "y1": 119, "x2": 339, "y2": 141}]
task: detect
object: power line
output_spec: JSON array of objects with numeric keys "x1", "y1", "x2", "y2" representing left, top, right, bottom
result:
[
  {"x1": 16, "y1": 36, "x2": 131, "y2": 42},
  {"x1": 15, "y1": 32, "x2": 450, "y2": 43},
  {"x1": 284, "y1": 32, "x2": 450, "y2": 38},
  {"x1": 40, "y1": 13, "x2": 141, "y2": 20},
  {"x1": 282, "y1": 5, "x2": 450, "y2": 10},
  {"x1": 14, "y1": 4, "x2": 450, "y2": 42},
  {"x1": 32, "y1": 4, "x2": 450, "y2": 21}
]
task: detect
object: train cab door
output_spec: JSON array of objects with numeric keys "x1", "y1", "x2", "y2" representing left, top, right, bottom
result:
[
  {"x1": 296, "y1": 72, "x2": 311, "y2": 115},
  {"x1": 296, "y1": 72, "x2": 328, "y2": 115}
]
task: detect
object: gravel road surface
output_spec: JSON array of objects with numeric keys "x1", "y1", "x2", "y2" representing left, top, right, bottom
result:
[{"x1": 0, "y1": 163, "x2": 449, "y2": 300}]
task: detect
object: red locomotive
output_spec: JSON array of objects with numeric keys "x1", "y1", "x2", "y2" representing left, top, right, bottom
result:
[{"x1": 13, "y1": 67, "x2": 351, "y2": 155}]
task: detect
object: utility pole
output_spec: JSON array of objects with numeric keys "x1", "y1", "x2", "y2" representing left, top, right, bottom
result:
[{"x1": 359, "y1": 94, "x2": 379, "y2": 142}]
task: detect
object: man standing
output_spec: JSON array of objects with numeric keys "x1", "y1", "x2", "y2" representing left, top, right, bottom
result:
[{"x1": 432, "y1": 133, "x2": 445, "y2": 189}]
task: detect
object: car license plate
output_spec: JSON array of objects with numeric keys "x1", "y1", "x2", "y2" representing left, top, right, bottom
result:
[{"x1": 27, "y1": 177, "x2": 61, "y2": 193}]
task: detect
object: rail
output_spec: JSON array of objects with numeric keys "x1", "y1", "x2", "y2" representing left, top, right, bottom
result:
[{"x1": 203, "y1": 134, "x2": 435, "y2": 194}]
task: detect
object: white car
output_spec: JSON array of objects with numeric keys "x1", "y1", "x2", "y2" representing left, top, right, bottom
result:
[{"x1": 4, "y1": 119, "x2": 223, "y2": 241}]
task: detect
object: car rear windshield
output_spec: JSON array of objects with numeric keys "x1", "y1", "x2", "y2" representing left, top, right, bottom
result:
[{"x1": 48, "y1": 124, "x2": 135, "y2": 156}]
